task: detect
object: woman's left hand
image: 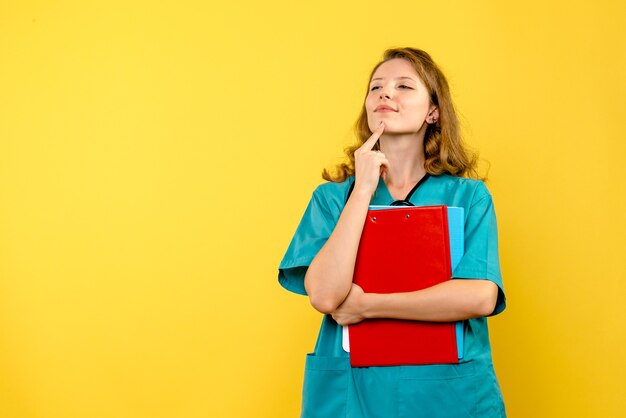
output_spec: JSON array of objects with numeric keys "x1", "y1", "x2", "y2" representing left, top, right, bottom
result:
[{"x1": 331, "y1": 283, "x2": 367, "y2": 326}]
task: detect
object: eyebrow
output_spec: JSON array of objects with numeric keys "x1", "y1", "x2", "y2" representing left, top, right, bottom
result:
[{"x1": 370, "y1": 76, "x2": 417, "y2": 83}]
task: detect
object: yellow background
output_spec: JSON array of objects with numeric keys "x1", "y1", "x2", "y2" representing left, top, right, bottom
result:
[{"x1": 1, "y1": 1, "x2": 624, "y2": 417}]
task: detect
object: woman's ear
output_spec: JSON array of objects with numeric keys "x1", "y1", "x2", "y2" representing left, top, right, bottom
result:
[{"x1": 427, "y1": 106, "x2": 440, "y2": 124}]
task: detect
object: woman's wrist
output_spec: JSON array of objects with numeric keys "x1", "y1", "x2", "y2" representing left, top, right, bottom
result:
[
  {"x1": 351, "y1": 185, "x2": 374, "y2": 202},
  {"x1": 361, "y1": 292, "x2": 386, "y2": 319}
]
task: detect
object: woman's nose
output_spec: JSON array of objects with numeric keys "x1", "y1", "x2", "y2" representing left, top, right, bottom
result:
[{"x1": 379, "y1": 85, "x2": 392, "y2": 99}]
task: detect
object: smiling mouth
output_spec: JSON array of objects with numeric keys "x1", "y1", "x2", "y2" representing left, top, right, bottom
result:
[{"x1": 375, "y1": 106, "x2": 397, "y2": 112}]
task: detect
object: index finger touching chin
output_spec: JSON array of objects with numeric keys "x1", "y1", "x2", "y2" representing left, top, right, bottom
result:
[{"x1": 361, "y1": 122, "x2": 385, "y2": 150}]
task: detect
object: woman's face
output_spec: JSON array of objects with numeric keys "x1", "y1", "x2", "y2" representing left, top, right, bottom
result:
[{"x1": 365, "y1": 58, "x2": 437, "y2": 134}]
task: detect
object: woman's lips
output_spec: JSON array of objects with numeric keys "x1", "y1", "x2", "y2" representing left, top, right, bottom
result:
[{"x1": 375, "y1": 105, "x2": 397, "y2": 112}]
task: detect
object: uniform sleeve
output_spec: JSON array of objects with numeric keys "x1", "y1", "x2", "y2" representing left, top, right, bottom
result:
[
  {"x1": 278, "y1": 186, "x2": 340, "y2": 295},
  {"x1": 451, "y1": 186, "x2": 506, "y2": 316}
]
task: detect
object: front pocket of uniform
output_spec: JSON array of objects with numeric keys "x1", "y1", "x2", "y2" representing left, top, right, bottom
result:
[
  {"x1": 301, "y1": 354, "x2": 350, "y2": 418},
  {"x1": 397, "y1": 361, "x2": 477, "y2": 418}
]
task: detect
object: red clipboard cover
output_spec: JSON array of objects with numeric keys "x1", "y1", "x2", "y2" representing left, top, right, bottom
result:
[{"x1": 348, "y1": 205, "x2": 458, "y2": 367}]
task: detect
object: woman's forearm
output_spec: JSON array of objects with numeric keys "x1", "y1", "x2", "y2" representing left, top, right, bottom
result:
[
  {"x1": 360, "y1": 279, "x2": 499, "y2": 322},
  {"x1": 304, "y1": 188, "x2": 372, "y2": 314}
]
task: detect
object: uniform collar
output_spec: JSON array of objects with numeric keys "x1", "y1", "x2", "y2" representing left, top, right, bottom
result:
[{"x1": 371, "y1": 173, "x2": 431, "y2": 206}]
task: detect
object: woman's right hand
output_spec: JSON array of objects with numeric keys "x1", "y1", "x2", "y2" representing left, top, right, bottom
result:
[
  {"x1": 353, "y1": 121, "x2": 389, "y2": 197},
  {"x1": 305, "y1": 123, "x2": 388, "y2": 314}
]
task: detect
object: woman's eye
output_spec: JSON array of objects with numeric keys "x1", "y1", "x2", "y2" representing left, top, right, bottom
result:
[
  {"x1": 399, "y1": 85, "x2": 413, "y2": 89},
  {"x1": 370, "y1": 86, "x2": 380, "y2": 91}
]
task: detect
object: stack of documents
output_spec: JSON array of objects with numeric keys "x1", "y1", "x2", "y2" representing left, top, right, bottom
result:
[{"x1": 344, "y1": 205, "x2": 465, "y2": 367}]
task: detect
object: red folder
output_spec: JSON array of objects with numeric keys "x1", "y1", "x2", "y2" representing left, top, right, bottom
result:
[{"x1": 348, "y1": 205, "x2": 458, "y2": 367}]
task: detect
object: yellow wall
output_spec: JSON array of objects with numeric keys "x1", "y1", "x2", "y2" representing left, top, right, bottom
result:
[{"x1": 1, "y1": 1, "x2": 624, "y2": 417}]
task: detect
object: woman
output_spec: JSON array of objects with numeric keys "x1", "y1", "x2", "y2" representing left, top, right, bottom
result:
[{"x1": 279, "y1": 47, "x2": 506, "y2": 418}]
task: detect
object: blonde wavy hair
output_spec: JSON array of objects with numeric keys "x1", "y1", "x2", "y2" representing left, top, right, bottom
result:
[{"x1": 322, "y1": 47, "x2": 482, "y2": 182}]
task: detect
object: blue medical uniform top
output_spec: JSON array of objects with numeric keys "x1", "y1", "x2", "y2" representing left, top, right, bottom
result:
[{"x1": 279, "y1": 174, "x2": 507, "y2": 418}]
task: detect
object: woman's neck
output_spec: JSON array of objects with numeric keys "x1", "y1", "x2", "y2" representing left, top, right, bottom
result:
[{"x1": 379, "y1": 132, "x2": 427, "y2": 189}]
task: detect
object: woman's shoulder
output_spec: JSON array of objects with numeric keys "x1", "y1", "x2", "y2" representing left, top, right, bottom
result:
[
  {"x1": 304, "y1": 177, "x2": 354, "y2": 218},
  {"x1": 314, "y1": 176, "x2": 355, "y2": 198},
  {"x1": 430, "y1": 174, "x2": 492, "y2": 202}
]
